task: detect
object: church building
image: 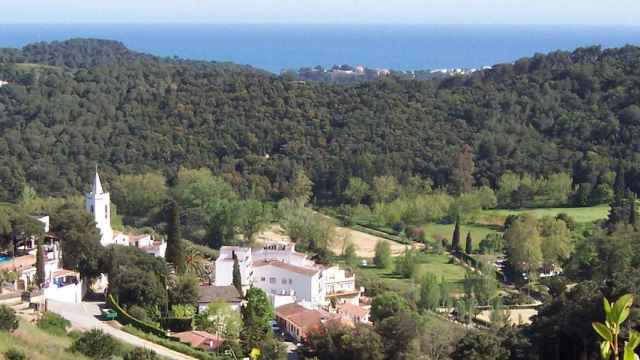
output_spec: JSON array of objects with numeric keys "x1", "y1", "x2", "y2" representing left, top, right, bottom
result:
[{"x1": 85, "y1": 170, "x2": 166, "y2": 257}]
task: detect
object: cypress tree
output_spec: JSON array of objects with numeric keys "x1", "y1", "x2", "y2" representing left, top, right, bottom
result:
[
  {"x1": 452, "y1": 218, "x2": 461, "y2": 252},
  {"x1": 630, "y1": 192, "x2": 638, "y2": 228},
  {"x1": 232, "y1": 252, "x2": 242, "y2": 294},
  {"x1": 465, "y1": 232, "x2": 473, "y2": 254},
  {"x1": 165, "y1": 200, "x2": 185, "y2": 273},
  {"x1": 35, "y1": 238, "x2": 45, "y2": 287},
  {"x1": 613, "y1": 166, "x2": 626, "y2": 201}
]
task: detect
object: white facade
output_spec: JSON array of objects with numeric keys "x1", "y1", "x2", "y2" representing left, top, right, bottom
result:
[
  {"x1": 86, "y1": 172, "x2": 114, "y2": 247},
  {"x1": 215, "y1": 243, "x2": 360, "y2": 307},
  {"x1": 85, "y1": 170, "x2": 165, "y2": 257}
]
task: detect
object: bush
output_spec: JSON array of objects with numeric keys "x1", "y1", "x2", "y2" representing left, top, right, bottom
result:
[
  {"x1": 70, "y1": 329, "x2": 123, "y2": 359},
  {"x1": 37, "y1": 312, "x2": 71, "y2": 336},
  {"x1": 4, "y1": 349, "x2": 26, "y2": 360},
  {"x1": 127, "y1": 305, "x2": 148, "y2": 322},
  {"x1": 0, "y1": 305, "x2": 19, "y2": 332},
  {"x1": 124, "y1": 348, "x2": 159, "y2": 360},
  {"x1": 121, "y1": 325, "x2": 218, "y2": 360}
]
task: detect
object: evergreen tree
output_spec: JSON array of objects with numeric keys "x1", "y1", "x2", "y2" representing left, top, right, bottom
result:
[
  {"x1": 232, "y1": 251, "x2": 242, "y2": 294},
  {"x1": 452, "y1": 218, "x2": 461, "y2": 252},
  {"x1": 452, "y1": 144, "x2": 475, "y2": 194},
  {"x1": 629, "y1": 192, "x2": 637, "y2": 228},
  {"x1": 241, "y1": 287, "x2": 273, "y2": 353},
  {"x1": 165, "y1": 200, "x2": 185, "y2": 273},
  {"x1": 465, "y1": 232, "x2": 473, "y2": 254},
  {"x1": 35, "y1": 238, "x2": 45, "y2": 287}
]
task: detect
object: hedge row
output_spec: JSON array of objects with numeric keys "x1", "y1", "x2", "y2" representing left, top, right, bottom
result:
[
  {"x1": 351, "y1": 224, "x2": 411, "y2": 245},
  {"x1": 106, "y1": 294, "x2": 166, "y2": 338}
]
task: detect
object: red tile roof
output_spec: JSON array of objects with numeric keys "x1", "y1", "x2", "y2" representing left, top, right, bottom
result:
[
  {"x1": 276, "y1": 303, "x2": 336, "y2": 332},
  {"x1": 337, "y1": 303, "x2": 369, "y2": 318},
  {"x1": 173, "y1": 331, "x2": 223, "y2": 350}
]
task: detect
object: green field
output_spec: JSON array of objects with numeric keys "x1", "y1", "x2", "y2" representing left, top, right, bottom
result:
[
  {"x1": 483, "y1": 204, "x2": 609, "y2": 224},
  {"x1": 356, "y1": 253, "x2": 468, "y2": 293},
  {"x1": 0, "y1": 320, "x2": 91, "y2": 360}
]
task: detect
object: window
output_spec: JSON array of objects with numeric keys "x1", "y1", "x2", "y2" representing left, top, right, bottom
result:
[
  {"x1": 269, "y1": 277, "x2": 276, "y2": 284},
  {"x1": 105, "y1": 205, "x2": 108, "y2": 219},
  {"x1": 260, "y1": 277, "x2": 265, "y2": 282},
  {"x1": 281, "y1": 278, "x2": 287, "y2": 285},
  {"x1": 288, "y1": 279, "x2": 292, "y2": 285},
  {"x1": 90, "y1": 205, "x2": 94, "y2": 214}
]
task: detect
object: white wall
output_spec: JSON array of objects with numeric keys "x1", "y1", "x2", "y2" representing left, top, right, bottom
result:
[
  {"x1": 44, "y1": 280, "x2": 86, "y2": 304},
  {"x1": 253, "y1": 264, "x2": 322, "y2": 304}
]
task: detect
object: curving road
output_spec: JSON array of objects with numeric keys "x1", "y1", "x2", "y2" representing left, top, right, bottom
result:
[{"x1": 47, "y1": 300, "x2": 196, "y2": 360}]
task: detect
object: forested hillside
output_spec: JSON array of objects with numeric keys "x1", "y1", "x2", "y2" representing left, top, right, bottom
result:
[{"x1": 0, "y1": 39, "x2": 639, "y2": 202}]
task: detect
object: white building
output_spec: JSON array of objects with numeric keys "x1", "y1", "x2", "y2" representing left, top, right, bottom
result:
[
  {"x1": 85, "y1": 170, "x2": 166, "y2": 257},
  {"x1": 215, "y1": 243, "x2": 361, "y2": 308}
]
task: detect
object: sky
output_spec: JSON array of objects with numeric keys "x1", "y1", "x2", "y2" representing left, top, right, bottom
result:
[{"x1": 1, "y1": 0, "x2": 639, "y2": 26}]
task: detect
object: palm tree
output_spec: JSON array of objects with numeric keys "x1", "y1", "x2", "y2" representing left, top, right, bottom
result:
[{"x1": 184, "y1": 246, "x2": 208, "y2": 279}]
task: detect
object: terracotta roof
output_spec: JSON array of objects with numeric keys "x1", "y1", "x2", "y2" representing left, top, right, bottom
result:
[
  {"x1": 253, "y1": 260, "x2": 320, "y2": 276},
  {"x1": 337, "y1": 303, "x2": 369, "y2": 318},
  {"x1": 276, "y1": 303, "x2": 335, "y2": 332},
  {"x1": 0, "y1": 255, "x2": 35, "y2": 271},
  {"x1": 198, "y1": 285, "x2": 242, "y2": 304},
  {"x1": 173, "y1": 331, "x2": 223, "y2": 349}
]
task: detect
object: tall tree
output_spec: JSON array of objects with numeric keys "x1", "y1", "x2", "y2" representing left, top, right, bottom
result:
[
  {"x1": 164, "y1": 200, "x2": 185, "y2": 274},
  {"x1": 35, "y1": 237, "x2": 45, "y2": 287},
  {"x1": 241, "y1": 287, "x2": 273, "y2": 353},
  {"x1": 465, "y1": 232, "x2": 473, "y2": 254},
  {"x1": 232, "y1": 252, "x2": 242, "y2": 293},
  {"x1": 343, "y1": 177, "x2": 370, "y2": 205},
  {"x1": 52, "y1": 206, "x2": 103, "y2": 280},
  {"x1": 373, "y1": 240, "x2": 392, "y2": 269},
  {"x1": 452, "y1": 144, "x2": 475, "y2": 194},
  {"x1": 452, "y1": 218, "x2": 461, "y2": 251},
  {"x1": 289, "y1": 169, "x2": 313, "y2": 205},
  {"x1": 503, "y1": 213, "x2": 542, "y2": 277},
  {"x1": 418, "y1": 273, "x2": 440, "y2": 311}
]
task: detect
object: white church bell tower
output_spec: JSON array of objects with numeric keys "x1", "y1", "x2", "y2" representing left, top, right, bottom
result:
[{"x1": 85, "y1": 169, "x2": 114, "y2": 246}]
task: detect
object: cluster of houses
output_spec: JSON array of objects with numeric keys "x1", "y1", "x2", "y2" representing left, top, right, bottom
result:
[
  {"x1": 1, "y1": 170, "x2": 369, "y2": 344},
  {"x1": 208, "y1": 242, "x2": 371, "y2": 342},
  {"x1": 0, "y1": 171, "x2": 165, "y2": 304}
]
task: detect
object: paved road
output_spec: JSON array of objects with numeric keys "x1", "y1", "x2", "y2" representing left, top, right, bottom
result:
[{"x1": 47, "y1": 300, "x2": 196, "y2": 360}]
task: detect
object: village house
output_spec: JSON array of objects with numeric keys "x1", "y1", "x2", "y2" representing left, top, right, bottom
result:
[
  {"x1": 197, "y1": 285, "x2": 243, "y2": 312},
  {"x1": 275, "y1": 302, "x2": 338, "y2": 342},
  {"x1": 214, "y1": 242, "x2": 363, "y2": 308},
  {"x1": 172, "y1": 330, "x2": 224, "y2": 351}
]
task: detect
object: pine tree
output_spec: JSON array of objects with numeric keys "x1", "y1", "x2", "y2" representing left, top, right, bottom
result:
[
  {"x1": 165, "y1": 200, "x2": 185, "y2": 273},
  {"x1": 452, "y1": 218, "x2": 461, "y2": 252},
  {"x1": 465, "y1": 232, "x2": 473, "y2": 254},
  {"x1": 35, "y1": 238, "x2": 45, "y2": 287},
  {"x1": 232, "y1": 251, "x2": 242, "y2": 294}
]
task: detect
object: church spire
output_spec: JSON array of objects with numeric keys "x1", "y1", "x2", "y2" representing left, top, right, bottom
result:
[{"x1": 93, "y1": 167, "x2": 104, "y2": 194}]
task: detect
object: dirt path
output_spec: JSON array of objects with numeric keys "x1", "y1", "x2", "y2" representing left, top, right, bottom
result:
[{"x1": 256, "y1": 224, "x2": 423, "y2": 258}]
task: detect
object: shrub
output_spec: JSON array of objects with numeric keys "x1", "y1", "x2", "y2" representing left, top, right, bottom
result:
[
  {"x1": 127, "y1": 305, "x2": 148, "y2": 322},
  {"x1": 37, "y1": 312, "x2": 71, "y2": 336},
  {"x1": 70, "y1": 329, "x2": 123, "y2": 359},
  {"x1": 124, "y1": 348, "x2": 159, "y2": 360},
  {"x1": 0, "y1": 305, "x2": 19, "y2": 332},
  {"x1": 4, "y1": 349, "x2": 26, "y2": 360}
]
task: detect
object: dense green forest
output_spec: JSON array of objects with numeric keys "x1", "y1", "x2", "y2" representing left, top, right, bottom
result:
[{"x1": 0, "y1": 39, "x2": 639, "y2": 204}]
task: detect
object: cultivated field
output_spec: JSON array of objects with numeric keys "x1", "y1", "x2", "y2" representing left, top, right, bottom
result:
[{"x1": 255, "y1": 224, "x2": 417, "y2": 258}]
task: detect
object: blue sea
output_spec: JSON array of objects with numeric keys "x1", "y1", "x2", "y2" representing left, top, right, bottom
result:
[{"x1": 1, "y1": 24, "x2": 639, "y2": 73}]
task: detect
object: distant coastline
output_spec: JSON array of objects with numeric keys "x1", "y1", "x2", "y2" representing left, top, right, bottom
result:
[{"x1": 1, "y1": 23, "x2": 639, "y2": 73}]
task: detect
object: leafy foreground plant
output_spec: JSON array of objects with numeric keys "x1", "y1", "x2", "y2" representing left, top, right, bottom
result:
[{"x1": 592, "y1": 294, "x2": 640, "y2": 360}]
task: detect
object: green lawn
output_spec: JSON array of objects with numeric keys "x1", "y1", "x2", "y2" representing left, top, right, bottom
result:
[
  {"x1": 483, "y1": 204, "x2": 609, "y2": 224},
  {"x1": 356, "y1": 253, "x2": 468, "y2": 293}
]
